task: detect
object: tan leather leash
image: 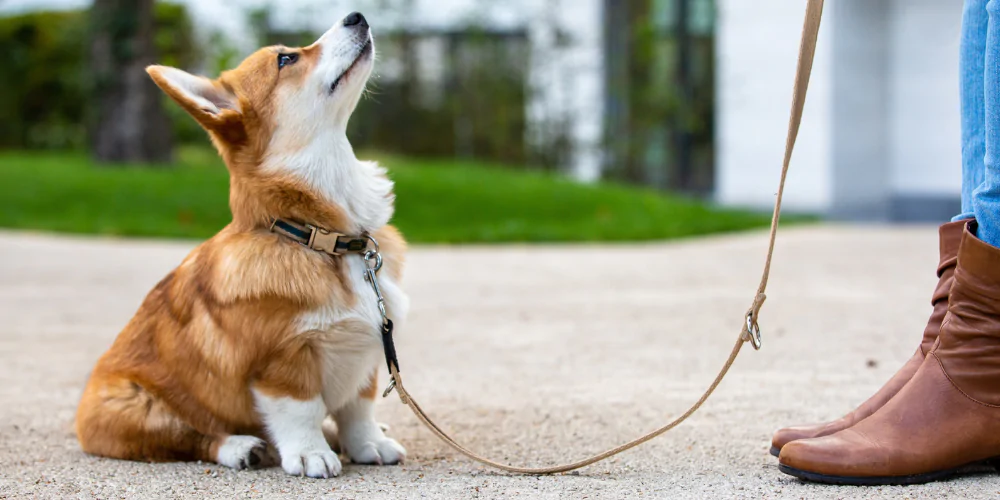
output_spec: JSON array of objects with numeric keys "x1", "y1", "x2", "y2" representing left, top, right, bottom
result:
[{"x1": 379, "y1": 0, "x2": 826, "y2": 474}]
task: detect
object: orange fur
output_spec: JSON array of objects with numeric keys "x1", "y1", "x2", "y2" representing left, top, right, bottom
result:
[{"x1": 76, "y1": 20, "x2": 405, "y2": 469}]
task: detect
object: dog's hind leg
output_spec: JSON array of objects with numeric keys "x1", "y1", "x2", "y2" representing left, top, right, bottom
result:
[{"x1": 75, "y1": 372, "x2": 268, "y2": 469}]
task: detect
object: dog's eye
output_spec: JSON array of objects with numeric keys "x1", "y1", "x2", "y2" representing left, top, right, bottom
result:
[{"x1": 277, "y1": 53, "x2": 299, "y2": 69}]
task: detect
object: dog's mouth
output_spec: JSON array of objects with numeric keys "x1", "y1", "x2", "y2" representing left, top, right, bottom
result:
[{"x1": 329, "y1": 38, "x2": 373, "y2": 94}]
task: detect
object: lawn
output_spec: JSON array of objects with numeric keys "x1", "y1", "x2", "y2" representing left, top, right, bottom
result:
[{"x1": 0, "y1": 148, "x2": 788, "y2": 243}]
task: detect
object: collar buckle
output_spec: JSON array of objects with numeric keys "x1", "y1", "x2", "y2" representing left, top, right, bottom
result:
[{"x1": 306, "y1": 225, "x2": 345, "y2": 254}]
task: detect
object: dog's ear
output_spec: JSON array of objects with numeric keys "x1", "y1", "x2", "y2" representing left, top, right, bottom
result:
[{"x1": 146, "y1": 65, "x2": 244, "y2": 140}]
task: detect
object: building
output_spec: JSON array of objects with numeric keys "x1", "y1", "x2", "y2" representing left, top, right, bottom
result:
[
  {"x1": 716, "y1": 0, "x2": 964, "y2": 221},
  {"x1": 3, "y1": 0, "x2": 965, "y2": 220}
]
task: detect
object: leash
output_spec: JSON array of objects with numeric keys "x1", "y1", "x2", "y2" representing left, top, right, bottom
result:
[{"x1": 273, "y1": 0, "x2": 824, "y2": 475}]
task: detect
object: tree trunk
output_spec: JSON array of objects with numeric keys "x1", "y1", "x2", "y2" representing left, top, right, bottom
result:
[
  {"x1": 673, "y1": 0, "x2": 693, "y2": 191},
  {"x1": 89, "y1": 0, "x2": 173, "y2": 164},
  {"x1": 602, "y1": 0, "x2": 633, "y2": 182},
  {"x1": 625, "y1": 0, "x2": 653, "y2": 185}
]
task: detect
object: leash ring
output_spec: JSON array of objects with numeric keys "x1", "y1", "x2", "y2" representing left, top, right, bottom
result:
[{"x1": 746, "y1": 313, "x2": 762, "y2": 350}]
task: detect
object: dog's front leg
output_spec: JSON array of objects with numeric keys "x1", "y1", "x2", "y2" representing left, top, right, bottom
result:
[
  {"x1": 334, "y1": 369, "x2": 406, "y2": 465},
  {"x1": 253, "y1": 344, "x2": 341, "y2": 478}
]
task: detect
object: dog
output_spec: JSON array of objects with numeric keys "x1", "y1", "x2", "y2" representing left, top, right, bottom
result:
[{"x1": 75, "y1": 12, "x2": 408, "y2": 478}]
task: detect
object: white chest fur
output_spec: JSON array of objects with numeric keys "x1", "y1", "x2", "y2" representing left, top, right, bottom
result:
[
  {"x1": 265, "y1": 131, "x2": 403, "y2": 412},
  {"x1": 297, "y1": 253, "x2": 409, "y2": 412}
]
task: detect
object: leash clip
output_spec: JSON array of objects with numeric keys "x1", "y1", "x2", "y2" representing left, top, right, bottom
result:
[
  {"x1": 362, "y1": 241, "x2": 388, "y2": 324},
  {"x1": 361, "y1": 234, "x2": 401, "y2": 398}
]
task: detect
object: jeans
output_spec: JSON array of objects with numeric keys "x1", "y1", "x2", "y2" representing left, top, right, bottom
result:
[{"x1": 959, "y1": 0, "x2": 1000, "y2": 247}]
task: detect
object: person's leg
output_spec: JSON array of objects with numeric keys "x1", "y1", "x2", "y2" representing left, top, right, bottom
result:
[
  {"x1": 768, "y1": 222, "x2": 962, "y2": 456},
  {"x1": 778, "y1": 221, "x2": 1000, "y2": 485},
  {"x1": 973, "y1": 0, "x2": 1000, "y2": 237},
  {"x1": 774, "y1": 3, "x2": 1000, "y2": 484},
  {"x1": 958, "y1": 0, "x2": 990, "y2": 222},
  {"x1": 768, "y1": 0, "x2": 987, "y2": 457}
]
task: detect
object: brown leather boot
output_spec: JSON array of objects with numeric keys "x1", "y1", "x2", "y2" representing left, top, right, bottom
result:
[
  {"x1": 769, "y1": 220, "x2": 965, "y2": 457},
  {"x1": 778, "y1": 221, "x2": 1000, "y2": 485}
]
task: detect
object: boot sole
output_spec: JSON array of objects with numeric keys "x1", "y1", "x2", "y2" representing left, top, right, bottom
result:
[
  {"x1": 778, "y1": 459, "x2": 998, "y2": 486},
  {"x1": 769, "y1": 445, "x2": 780, "y2": 457}
]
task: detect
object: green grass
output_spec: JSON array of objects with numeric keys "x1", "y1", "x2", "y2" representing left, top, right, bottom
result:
[{"x1": 0, "y1": 148, "x2": 793, "y2": 243}]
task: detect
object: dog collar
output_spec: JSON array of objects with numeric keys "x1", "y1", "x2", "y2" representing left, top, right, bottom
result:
[{"x1": 269, "y1": 218, "x2": 371, "y2": 255}]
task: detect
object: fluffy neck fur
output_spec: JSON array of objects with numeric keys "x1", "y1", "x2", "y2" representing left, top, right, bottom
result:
[{"x1": 227, "y1": 132, "x2": 394, "y2": 236}]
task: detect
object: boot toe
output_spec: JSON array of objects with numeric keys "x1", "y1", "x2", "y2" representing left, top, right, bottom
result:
[
  {"x1": 770, "y1": 416, "x2": 856, "y2": 456},
  {"x1": 778, "y1": 429, "x2": 887, "y2": 479},
  {"x1": 771, "y1": 425, "x2": 822, "y2": 455}
]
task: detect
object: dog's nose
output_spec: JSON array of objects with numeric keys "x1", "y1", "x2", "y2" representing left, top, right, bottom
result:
[{"x1": 343, "y1": 12, "x2": 368, "y2": 28}]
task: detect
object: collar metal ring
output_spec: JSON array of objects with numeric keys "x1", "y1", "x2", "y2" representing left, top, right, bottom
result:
[{"x1": 364, "y1": 233, "x2": 380, "y2": 253}]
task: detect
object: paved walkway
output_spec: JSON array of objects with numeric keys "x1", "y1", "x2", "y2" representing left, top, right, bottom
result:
[{"x1": 2, "y1": 226, "x2": 997, "y2": 499}]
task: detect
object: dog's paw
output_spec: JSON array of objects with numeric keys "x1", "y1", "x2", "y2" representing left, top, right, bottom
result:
[
  {"x1": 346, "y1": 436, "x2": 406, "y2": 465},
  {"x1": 216, "y1": 435, "x2": 269, "y2": 470},
  {"x1": 281, "y1": 447, "x2": 342, "y2": 478}
]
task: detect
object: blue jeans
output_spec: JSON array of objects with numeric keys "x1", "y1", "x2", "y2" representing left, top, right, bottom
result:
[{"x1": 959, "y1": 0, "x2": 1000, "y2": 247}]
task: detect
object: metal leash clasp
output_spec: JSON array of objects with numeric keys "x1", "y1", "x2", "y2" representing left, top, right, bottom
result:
[
  {"x1": 360, "y1": 234, "x2": 399, "y2": 397},
  {"x1": 362, "y1": 248, "x2": 387, "y2": 325}
]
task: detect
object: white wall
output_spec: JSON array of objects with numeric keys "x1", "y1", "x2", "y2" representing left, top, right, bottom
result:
[
  {"x1": 715, "y1": 0, "x2": 835, "y2": 213},
  {"x1": 716, "y1": 0, "x2": 962, "y2": 219},
  {"x1": 830, "y1": 0, "x2": 890, "y2": 219},
  {"x1": 887, "y1": 0, "x2": 963, "y2": 198}
]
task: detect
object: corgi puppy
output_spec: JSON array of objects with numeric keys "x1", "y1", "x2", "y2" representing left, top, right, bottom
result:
[{"x1": 75, "y1": 12, "x2": 408, "y2": 478}]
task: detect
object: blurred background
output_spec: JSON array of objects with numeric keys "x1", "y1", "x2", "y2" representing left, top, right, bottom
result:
[{"x1": 0, "y1": 0, "x2": 963, "y2": 243}]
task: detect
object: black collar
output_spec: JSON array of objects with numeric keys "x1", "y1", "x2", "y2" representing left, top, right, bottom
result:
[{"x1": 269, "y1": 218, "x2": 370, "y2": 255}]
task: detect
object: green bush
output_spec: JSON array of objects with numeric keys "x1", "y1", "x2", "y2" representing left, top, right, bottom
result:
[
  {"x1": 0, "y1": 10, "x2": 88, "y2": 150},
  {"x1": 0, "y1": 3, "x2": 200, "y2": 151}
]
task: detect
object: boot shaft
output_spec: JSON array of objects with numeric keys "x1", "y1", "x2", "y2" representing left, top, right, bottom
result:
[
  {"x1": 920, "y1": 220, "x2": 966, "y2": 354},
  {"x1": 934, "y1": 221, "x2": 1000, "y2": 405}
]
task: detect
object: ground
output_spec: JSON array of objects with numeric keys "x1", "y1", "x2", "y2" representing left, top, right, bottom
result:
[{"x1": 2, "y1": 225, "x2": 999, "y2": 499}]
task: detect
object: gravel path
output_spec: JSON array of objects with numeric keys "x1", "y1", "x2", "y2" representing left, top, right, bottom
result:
[{"x1": 2, "y1": 226, "x2": 998, "y2": 499}]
